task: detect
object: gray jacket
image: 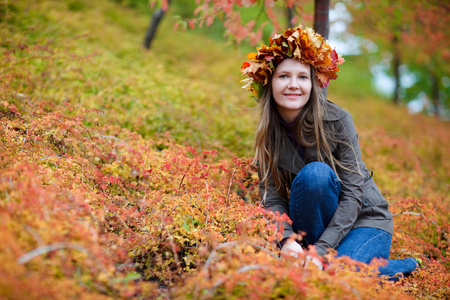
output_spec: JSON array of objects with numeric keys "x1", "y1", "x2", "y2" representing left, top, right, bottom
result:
[{"x1": 259, "y1": 101, "x2": 394, "y2": 256}]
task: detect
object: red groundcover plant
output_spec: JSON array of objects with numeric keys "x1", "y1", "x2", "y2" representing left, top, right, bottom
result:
[
  {"x1": 1, "y1": 19, "x2": 449, "y2": 300},
  {"x1": 0, "y1": 96, "x2": 424, "y2": 299}
]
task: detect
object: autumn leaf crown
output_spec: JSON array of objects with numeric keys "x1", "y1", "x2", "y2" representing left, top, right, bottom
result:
[{"x1": 241, "y1": 25, "x2": 345, "y2": 99}]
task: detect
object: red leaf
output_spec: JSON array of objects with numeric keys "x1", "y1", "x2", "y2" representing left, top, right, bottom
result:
[
  {"x1": 187, "y1": 19, "x2": 196, "y2": 30},
  {"x1": 206, "y1": 15, "x2": 214, "y2": 27},
  {"x1": 173, "y1": 22, "x2": 180, "y2": 32},
  {"x1": 161, "y1": 0, "x2": 169, "y2": 11},
  {"x1": 290, "y1": 16, "x2": 298, "y2": 26},
  {"x1": 286, "y1": 0, "x2": 295, "y2": 9}
]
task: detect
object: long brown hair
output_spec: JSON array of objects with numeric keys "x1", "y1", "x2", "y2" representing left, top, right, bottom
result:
[{"x1": 254, "y1": 65, "x2": 357, "y2": 199}]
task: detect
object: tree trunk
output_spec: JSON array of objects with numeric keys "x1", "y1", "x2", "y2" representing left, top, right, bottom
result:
[
  {"x1": 431, "y1": 72, "x2": 440, "y2": 118},
  {"x1": 143, "y1": 3, "x2": 170, "y2": 49},
  {"x1": 314, "y1": 0, "x2": 330, "y2": 97},
  {"x1": 287, "y1": 6, "x2": 295, "y2": 29},
  {"x1": 314, "y1": 0, "x2": 330, "y2": 39},
  {"x1": 392, "y1": 33, "x2": 401, "y2": 105}
]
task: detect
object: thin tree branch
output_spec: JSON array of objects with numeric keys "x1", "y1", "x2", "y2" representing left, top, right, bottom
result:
[
  {"x1": 99, "y1": 135, "x2": 132, "y2": 149},
  {"x1": 428, "y1": 287, "x2": 448, "y2": 300},
  {"x1": 178, "y1": 163, "x2": 193, "y2": 192},
  {"x1": 392, "y1": 211, "x2": 422, "y2": 217},
  {"x1": 17, "y1": 242, "x2": 107, "y2": 272},
  {"x1": 224, "y1": 168, "x2": 237, "y2": 210},
  {"x1": 208, "y1": 264, "x2": 272, "y2": 294},
  {"x1": 394, "y1": 211, "x2": 450, "y2": 244},
  {"x1": 203, "y1": 242, "x2": 238, "y2": 273}
]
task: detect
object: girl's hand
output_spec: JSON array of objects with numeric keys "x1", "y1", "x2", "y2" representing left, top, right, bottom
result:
[
  {"x1": 281, "y1": 240, "x2": 324, "y2": 270},
  {"x1": 305, "y1": 254, "x2": 324, "y2": 270},
  {"x1": 281, "y1": 239, "x2": 304, "y2": 258}
]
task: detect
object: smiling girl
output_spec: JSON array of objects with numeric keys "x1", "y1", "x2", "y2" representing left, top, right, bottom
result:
[{"x1": 241, "y1": 25, "x2": 418, "y2": 279}]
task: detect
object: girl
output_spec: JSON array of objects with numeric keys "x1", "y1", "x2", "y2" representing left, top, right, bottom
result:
[{"x1": 241, "y1": 25, "x2": 418, "y2": 278}]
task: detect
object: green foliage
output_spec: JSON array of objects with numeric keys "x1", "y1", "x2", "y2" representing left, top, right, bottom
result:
[
  {"x1": 344, "y1": 0, "x2": 450, "y2": 115},
  {"x1": 0, "y1": 0, "x2": 449, "y2": 299},
  {"x1": 109, "y1": 0, "x2": 149, "y2": 10},
  {"x1": 328, "y1": 55, "x2": 374, "y2": 99}
]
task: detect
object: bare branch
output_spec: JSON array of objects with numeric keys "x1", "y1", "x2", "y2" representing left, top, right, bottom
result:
[
  {"x1": 393, "y1": 211, "x2": 422, "y2": 217},
  {"x1": 17, "y1": 242, "x2": 107, "y2": 272},
  {"x1": 178, "y1": 163, "x2": 193, "y2": 193},
  {"x1": 428, "y1": 287, "x2": 449, "y2": 300},
  {"x1": 224, "y1": 167, "x2": 237, "y2": 213},
  {"x1": 33, "y1": 140, "x2": 60, "y2": 157},
  {"x1": 203, "y1": 242, "x2": 238, "y2": 273},
  {"x1": 246, "y1": 241, "x2": 280, "y2": 261},
  {"x1": 394, "y1": 211, "x2": 450, "y2": 244},
  {"x1": 208, "y1": 264, "x2": 273, "y2": 294},
  {"x1": 99, "y1": 135, "x2": 133, "y2": 149}
]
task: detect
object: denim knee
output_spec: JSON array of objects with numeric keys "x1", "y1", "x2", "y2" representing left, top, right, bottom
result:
[
  {"x1": 292, "y1": 162, "x2": 340, "y2": 196},
  {"x1": 289, "y1": 162, "x2": 340, "y2": 245}
]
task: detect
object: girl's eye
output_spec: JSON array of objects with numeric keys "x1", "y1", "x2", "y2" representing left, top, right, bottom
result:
[
  {"x1": 299, "y1": 75, "x2": 308, "y2": 79},
  {"x1": 279, "y1": 74, "x2": 288, "y2": 78}
]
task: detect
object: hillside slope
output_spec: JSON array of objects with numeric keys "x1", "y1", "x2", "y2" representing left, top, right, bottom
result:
[{"x1": 1, "y1": 0, "x2": 448, "y2": 299}]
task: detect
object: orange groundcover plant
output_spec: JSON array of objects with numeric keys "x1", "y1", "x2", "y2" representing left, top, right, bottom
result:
[
  {"x1": 1, "y1": 3, "x2": 448, "y2": 298},
  {"x1": 1, "y1": 94, "x2": 427, "y2": 299}
]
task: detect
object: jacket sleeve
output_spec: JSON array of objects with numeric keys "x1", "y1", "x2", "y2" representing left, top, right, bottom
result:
[
  {"x1": 314, "y1": 112, "x2": 365, "y2": 256},
  {"x1": 257, "y1": 164, "x2": 294, "y2": 241}
]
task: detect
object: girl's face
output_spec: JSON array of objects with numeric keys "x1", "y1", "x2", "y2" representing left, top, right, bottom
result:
[{"x1": 271, "y1": 58, "x2": 312, "y2": 122}]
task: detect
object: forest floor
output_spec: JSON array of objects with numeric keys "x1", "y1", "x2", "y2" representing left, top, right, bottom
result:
[{"x1": 1, "y1": 0, "x2": 449, "y2": 299}]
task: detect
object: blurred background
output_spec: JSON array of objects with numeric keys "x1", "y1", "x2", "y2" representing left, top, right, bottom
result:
[{"x1": 137, "y1": 0, "x2": 450, "y2": 119}]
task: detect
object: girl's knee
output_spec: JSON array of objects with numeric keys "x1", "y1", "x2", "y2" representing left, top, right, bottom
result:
[
  {"x1": 290, "y1": 162, "x2": 340, "y2": 212},
  {"x1": 293, "y1": 162, "x2": 339, "y2": 192}
]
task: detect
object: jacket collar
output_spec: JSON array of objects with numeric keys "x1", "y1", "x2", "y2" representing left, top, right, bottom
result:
[{"x1": 278, "y1": 100, "x2": 344, "y2": 174}]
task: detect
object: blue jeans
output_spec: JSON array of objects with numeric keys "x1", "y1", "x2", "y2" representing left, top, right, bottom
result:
[{"x1": 289, "y1": 162, "x2": 418, "y2": 278}]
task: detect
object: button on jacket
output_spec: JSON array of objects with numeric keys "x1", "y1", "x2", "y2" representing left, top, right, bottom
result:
[{"x1": 258, "y1": 100, "x2": 394, "y2": 256}]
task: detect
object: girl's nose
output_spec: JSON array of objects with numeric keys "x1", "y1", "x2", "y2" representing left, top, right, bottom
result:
[{"x1": 288, "y1": 78, "x2": 299, "y2": 89}]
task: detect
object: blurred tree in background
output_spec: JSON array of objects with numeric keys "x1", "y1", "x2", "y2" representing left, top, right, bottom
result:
[
  {"x1": 143, "y1": 0, "x2": 171, "y2": 49},
  {"x1": 113, "y1": 0, "x2": 449, "y2": 119},
  {"x1": 145, "y1": 0, "x2": 330, "y2": 47},
  {"x1": 344, "y1": 0, "x2": 450, "y2": 119},
  {"x1": 144, "y1": 0, "x2": 332, "y2": 93}
]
